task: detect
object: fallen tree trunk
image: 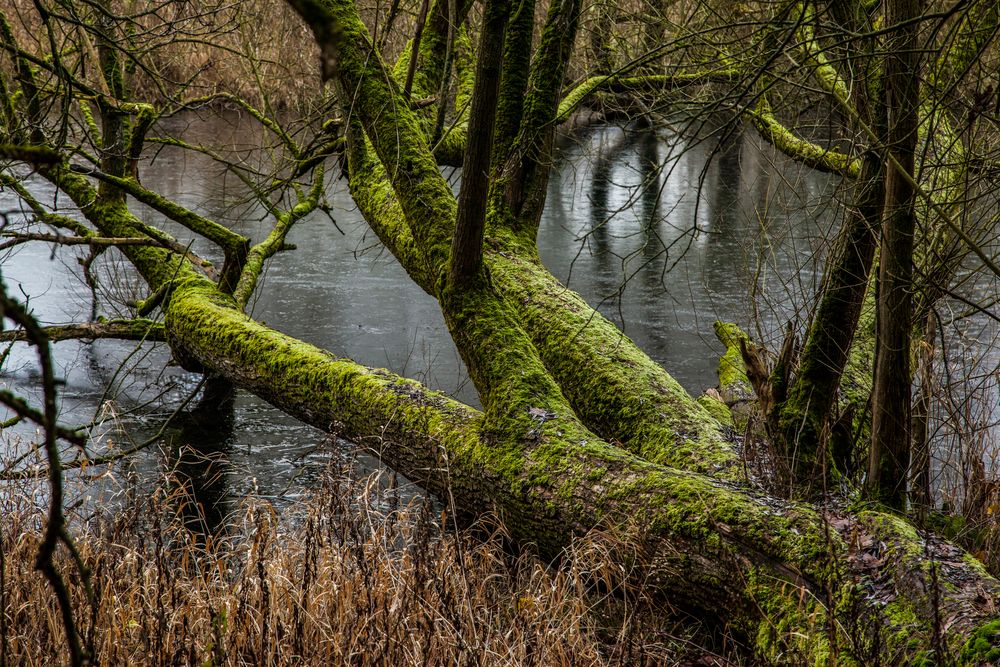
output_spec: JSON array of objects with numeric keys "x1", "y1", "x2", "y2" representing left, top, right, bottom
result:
[
  {"x1": 148, "y1": 241, "x2": 1000, "y2": 664},
  {"x1": 43, "y1": 97, "x2": 1000, "y2": 667},
  {"x1": 5, "y1": 0, "x2": 998, "y2": 662}
]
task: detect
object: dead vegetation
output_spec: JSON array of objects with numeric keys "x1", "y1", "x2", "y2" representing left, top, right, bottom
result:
[
  {"x1": 1, "y1": 0, "x2": 321, "y2": 109},
  {"x1": 1, "y1": 460, "x2": 733, "y2": 666}
]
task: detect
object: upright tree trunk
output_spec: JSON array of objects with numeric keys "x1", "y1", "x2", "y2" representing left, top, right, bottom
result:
[
  {"x1": 777, "y1": 153, "x2": 883, "y2": 490},
  {"x1": 449, "y1": 0, "x2": 508, "y2": 287},
  {"x1": 769, "y1": 3, "x2": 885, "y2": 494},
  {"x1": 868, "y1": 0, "x2": 921, "y2": 510},
  {"x1": 403, "y1": 0, "x2": 431, "y2": 100}
]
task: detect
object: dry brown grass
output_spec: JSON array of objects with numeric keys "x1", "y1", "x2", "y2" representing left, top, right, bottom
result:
[
  {"x1": 1, "y1": 462, "x2": 727, "y2": 666},
  {"x1": 1, "y1": 0, "x2": 322, "y2": 110},
  {"x1": 0, "y1": 0, "x2": 468, "y2": 111}
]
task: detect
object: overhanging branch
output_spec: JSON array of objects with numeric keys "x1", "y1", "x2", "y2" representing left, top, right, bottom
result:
[{"x1": 0, "y1": 319, "x2": 165, "y2": 343}]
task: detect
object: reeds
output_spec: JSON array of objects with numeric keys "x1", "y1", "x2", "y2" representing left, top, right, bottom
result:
[{"x1": 1, "y1": 462, "x2": 721, "y2": 666}]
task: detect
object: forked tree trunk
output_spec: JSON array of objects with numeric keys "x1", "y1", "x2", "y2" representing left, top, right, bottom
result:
[{"x1": 7, "y1": 0, "x2": 998, "y2": 662}]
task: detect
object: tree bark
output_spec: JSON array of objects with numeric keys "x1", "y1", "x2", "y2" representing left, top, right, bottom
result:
[
  {"x1": 868, "y1": 0, "x2": 921, "y2": 510},
  {"x1": 449, "y1": 0, "x2": 508, "y2": 287},
  {"x1": 5, "y1": 0, "x2": 1000, "y2": 662}
]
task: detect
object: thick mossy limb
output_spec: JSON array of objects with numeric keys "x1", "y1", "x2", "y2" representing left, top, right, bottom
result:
[
  {"x1": 748, "y1": 95, "x2": 860, "y2": 179},
  {"x1": 155, "y1": 275, "x2": 1000, "y2": 666},
  {"x1": 441, "y1": 274, "x2": 594, "y2": 446},
  {"x1": 841, "y1": 289, "x2": 875, "y2": 436},
  {"x1": 389, "y1": 1, "x2": 475, "y2": 145},
  {"x1": 348, "y1": 160, "x2": 739, "y2": 476},
  {"x1": 393, "y1": 0, "x2": 476, "y2": 102},
  {"x1": 339, "y1": 110, "x2": 449, "y2": 298},
  {"x1": 0, "y1": 143, "x2": 60, "y2": 164},
  {"x1": 485, "y1": 238, "x2": 740, "y2": 477},
  {"x1": 313, "y1": 0, "x2": 458, "y2": 282},
  {"x1": 712, "y1": 321, "x2": 756, "y2": 430}
]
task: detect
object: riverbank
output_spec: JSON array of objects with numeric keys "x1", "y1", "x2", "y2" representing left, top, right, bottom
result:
[{"x1": 1, "y1": 463, "x2": 732, "y2": 666}]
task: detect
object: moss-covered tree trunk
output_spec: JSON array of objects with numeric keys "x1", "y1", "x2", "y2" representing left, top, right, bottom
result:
[
  {"x1": 51, "y1": 159, "x2": 1000, "y2": 663},
  {"x1": 4, "y1": 0, "x2": 999, "y2": 663},
  {"x1": 275, "y1": 1, "x2": 998, "y2": 662}
]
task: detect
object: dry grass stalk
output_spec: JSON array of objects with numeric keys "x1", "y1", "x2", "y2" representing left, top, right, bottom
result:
[{"x1": 1, "y1": 463, "x2": 725, "y2": 666}]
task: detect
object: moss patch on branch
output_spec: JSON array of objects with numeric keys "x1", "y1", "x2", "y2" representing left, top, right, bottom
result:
[{"x1": 485, "y1": 237, "x2": 740, "y2": 477}]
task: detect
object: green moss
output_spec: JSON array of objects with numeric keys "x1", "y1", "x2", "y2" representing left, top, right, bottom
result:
[
  {"x1": 842, "y1": 287, "x2": 875, "y2": 433},
  {"x1": 713, "y1": 321, "x2": 751, "y2": 390},
  {"x1": 518, "y1": 0, "x2": 582, "y2": 143},
  {"x1": 433, "y1": 122, "x2": 467, "y2": 166},
  {"x1": 452, "y1": 25, "x2": 474, "y2": 116},
  {"x1": 484, "y1": 236, "x2": 740, "y2": 477},
  {"x1": 492, "y1": 0, "x2": 537, "y2": 162},
  {"x1": 343, "y1": 123, "x2": 434, "y2": 293},
  {"x1": 322, "y1": 0, "x2": 458, "y2": 283},
  {"x1": 556, "y1": 75, "x2": 611, "y2": 122},
  {"x1": 233, "y1": 167, "x2": 323, "y2": 307},
  {"x1": 961, "y1": 619, "x2": 1000, "y2": 664},
  {"x1": 748, "y1": 95, "x2": 860, "y2": 178},
  {"x1": 907, "y1": 651, "x2": 938, "y2": 667},
  {"x1": 698, "y1": 394, "x2": 733, "y2": 428},
  {"x1": 748, "y1": 564, "x2": 842, "y2": 666},
  {"x1": 555, "y1": 70, "x2": 741, "y2": 123},
  {"x1": 796, "y1": 3, "x2": 852, "y2": 110},
  {"x1": 0, "y1": 143, "x2": 60, "y2": 164}
]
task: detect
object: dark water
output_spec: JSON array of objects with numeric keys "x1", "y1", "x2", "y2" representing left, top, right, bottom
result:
[{"x1": 1, "y1": 114, "x2": 995, "y2": 522}]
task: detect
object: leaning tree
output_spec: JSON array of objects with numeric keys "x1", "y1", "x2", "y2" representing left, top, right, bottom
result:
[{"x1": 1, "y1": 0, "x2": 999, "y2": 664}]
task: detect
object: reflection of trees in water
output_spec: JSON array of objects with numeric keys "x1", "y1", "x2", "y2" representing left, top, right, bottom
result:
[
  {"x1": 586, "y1": 123, "x2": 743, "y2": 302},
  {"x1": 703, "y1": 130, "x2": 748, "y2": 299},
  {"x1": 164, "y1": 377, "x2": 236, "y2": 540},
  {"x1": 586, "y1": 127, "x2": 626, "y2": 284},
  {"x1": 555, "y1": 120, "x2": 849, "y2": 391},
  {"x1": 710, "y1": 131, "x2": 744, "y2": 236},
  {"x1": 585, "y1": 126, "x2": 667, "y2": 298},
  {"x1": 636, "y1": 129, "x2": 667, "y2": 296}
]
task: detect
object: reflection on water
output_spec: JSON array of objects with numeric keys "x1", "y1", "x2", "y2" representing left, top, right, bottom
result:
[
  {"x1": 1, "y1": 115, "x2": 996, "y2": 520},
  {"x1": 162, "y1": 377, "x2": 238, "y2": 538},
  {"x1": 541, "y1": 122, "x2": 840, "y2": 391}
]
